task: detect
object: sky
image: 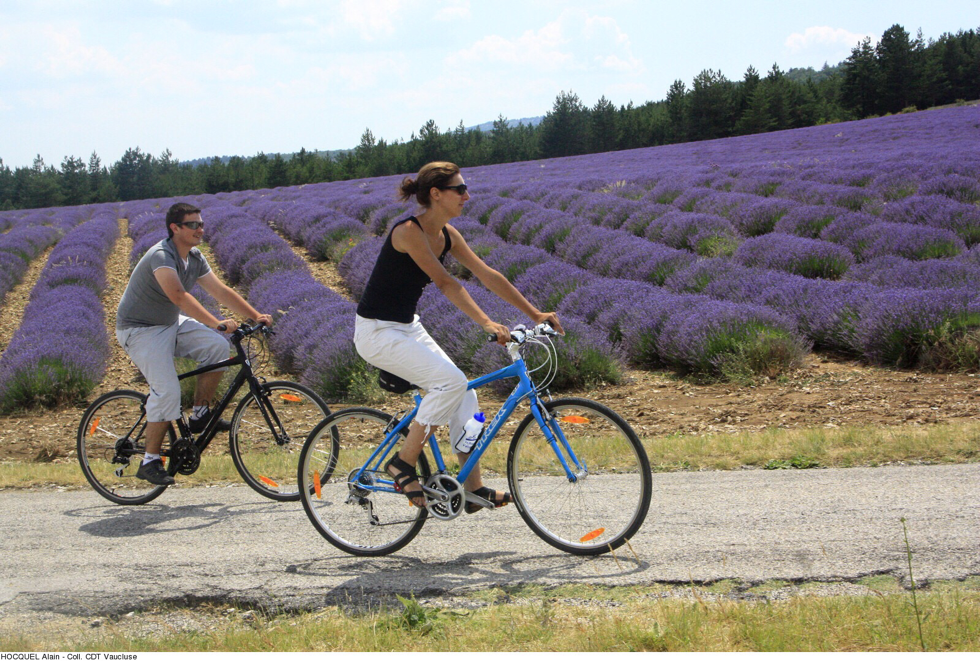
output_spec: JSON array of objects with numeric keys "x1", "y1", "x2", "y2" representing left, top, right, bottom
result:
[{"x1": 0, "y1": 0, "x2": 977, "y2": 169}]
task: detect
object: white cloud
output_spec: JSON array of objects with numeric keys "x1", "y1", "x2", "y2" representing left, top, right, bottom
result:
[
  {"x1": 31, "y1": 25, "x2": 124, "y2": 79},
  {"x1": 785, "y1": 26, "x2": 868, "y2": 54},
  {"x1": 453, "y1": 9, "x2": 642, "y2": 75},
  {"x1": 340, "y1": 0, "x2": 408, "y2": 41},
  {"x1": 434, "y1": 0, "x2": 471, "y2": 22}
]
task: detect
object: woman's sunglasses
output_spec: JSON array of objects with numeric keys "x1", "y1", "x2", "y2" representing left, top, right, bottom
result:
[{"x1": 437, "y1": 184, "x2": 468, "y2": 195}]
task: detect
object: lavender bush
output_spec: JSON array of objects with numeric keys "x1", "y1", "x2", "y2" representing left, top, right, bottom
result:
[
  {"x1": 656, "y1": 299, "x2": 809, "y2": 379},
  {"x1": 734, "y1": 233, "x2": 854, "y2": 280},
  {"x1": 846, "y1": 221, "x2": 965, "y2": 261}
]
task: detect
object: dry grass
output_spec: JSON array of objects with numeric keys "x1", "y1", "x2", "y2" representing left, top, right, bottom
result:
[{"x1": 2, "y1": 419, "x2": 978, "y2": 490}]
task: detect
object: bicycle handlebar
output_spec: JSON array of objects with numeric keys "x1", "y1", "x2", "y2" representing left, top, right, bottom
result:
[
  {"x1": 220, "y1": 320, "x2": 274, "y2": 341},
  {"x1": 486, "y1": 323, "x2": 558, "y2": 345}
]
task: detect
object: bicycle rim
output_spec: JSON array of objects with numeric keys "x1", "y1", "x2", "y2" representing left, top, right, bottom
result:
[
  {"x1": 77, "y1": 390, "x2": 171, "y2": 505},
  {"x1": 508, "y1": 397, "x2": 651, "y2": 555},
  {"x1": 298, "y1": 408, "x2": 427, "y2": 556},
  {"x1": 230, "y1": 381, "x2": 331, "y2": 501}
]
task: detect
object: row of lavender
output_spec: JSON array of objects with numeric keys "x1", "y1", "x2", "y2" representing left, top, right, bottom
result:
[
  {"x1": 0, "y1": 209, "x2": 120, "y2": 411},
  {"x1": 0, "y1": 206, "x2": 105, "y2": 314}
]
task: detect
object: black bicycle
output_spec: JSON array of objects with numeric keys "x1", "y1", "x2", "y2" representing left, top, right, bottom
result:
[{"x1": 77, "y1": 322, "x2": 331, "y2": 505}]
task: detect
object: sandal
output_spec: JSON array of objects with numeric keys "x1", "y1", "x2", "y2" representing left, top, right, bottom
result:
[
  {"x1": 385, "y1": 454, "x2": 425, "y2": 508},
  {"x1": 465, "y1": 486, "x2": 511, "y2": 514}
]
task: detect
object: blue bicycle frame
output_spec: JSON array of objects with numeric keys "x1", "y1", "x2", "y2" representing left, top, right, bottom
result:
[{"x1": 352, "y1": 354, "x2": 586, "y2": 497}]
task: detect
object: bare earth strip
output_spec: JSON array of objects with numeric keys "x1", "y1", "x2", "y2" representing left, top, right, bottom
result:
[{"x1": 275, "y1": 227, "x2": 354, "y2": 301}]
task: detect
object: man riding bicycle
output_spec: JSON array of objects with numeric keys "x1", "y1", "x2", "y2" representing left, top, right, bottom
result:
[{"x1": 115, "y1": 202, "x2": 272, "y2": 486}]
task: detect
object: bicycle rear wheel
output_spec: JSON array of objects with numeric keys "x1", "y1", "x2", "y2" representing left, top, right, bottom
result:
[
  {"x1": 77, "y1": 390, "x2": 174, "y2": 505},
  {"x1": 508, "y1": 397, "x2": 651, "y2": 555},
  {"x1": 229, "y1": 381, "x2": 331, "y2": 501},
  {"x1": 298, "y1": 408, "x2": 428, "y2": 556}
]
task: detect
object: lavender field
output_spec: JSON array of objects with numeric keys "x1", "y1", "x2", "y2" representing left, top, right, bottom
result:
[{"x1": 1, "y1": 105, "x2": 979, "y2": 410}]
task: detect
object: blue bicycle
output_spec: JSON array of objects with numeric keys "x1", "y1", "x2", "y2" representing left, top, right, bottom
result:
[{"x1": 297, "y1": 323, "x2": 651, "y2": 556}]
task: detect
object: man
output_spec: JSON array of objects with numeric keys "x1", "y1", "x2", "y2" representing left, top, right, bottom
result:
[{"x1": 116, "y1": 202, "x2": 272, "y2": 485}]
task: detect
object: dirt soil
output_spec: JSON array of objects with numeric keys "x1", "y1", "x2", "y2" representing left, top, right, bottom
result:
[{"x1": 2, "y1": 225, "x2": 980, "y2": 464}]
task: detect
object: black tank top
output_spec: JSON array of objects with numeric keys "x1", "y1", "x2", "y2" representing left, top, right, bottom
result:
[{"x1": 356, "y1": 217, "x2": 452, "y2": 323}]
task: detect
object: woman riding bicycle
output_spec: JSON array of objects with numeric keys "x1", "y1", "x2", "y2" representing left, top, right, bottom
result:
[{"x1": 354, "y1": 161, "x2": 563, "y2": 510}]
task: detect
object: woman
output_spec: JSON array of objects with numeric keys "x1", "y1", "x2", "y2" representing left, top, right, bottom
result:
[{"x1": 354, "y1": 161, "x2": 563, "y2": 510}]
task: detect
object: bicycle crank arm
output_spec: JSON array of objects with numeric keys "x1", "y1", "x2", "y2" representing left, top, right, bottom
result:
[{"x1": 464, "y1": 491, "x2": 494, "y2": 510}]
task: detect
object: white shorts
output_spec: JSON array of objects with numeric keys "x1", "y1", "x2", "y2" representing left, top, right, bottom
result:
[
  {"x1": 116, "y1": 315, "x2": 230, "y2": 423},
  {"x1": 354, "y1": 314, "x2": 478, "y2": 451}
]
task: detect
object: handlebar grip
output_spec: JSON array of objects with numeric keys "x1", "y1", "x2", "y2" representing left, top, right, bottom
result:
[
  {"x1": 216, "y1": 324, "x2": 227, "y2": 332},
  {"x1": 487, "y1": 334, "x2": 498, "y2": 343}
]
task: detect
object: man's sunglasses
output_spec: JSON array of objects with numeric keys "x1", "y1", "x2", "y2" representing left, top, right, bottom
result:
[
  {"x1": 437, "y1": 184, "x2": 468, "y2": 195},
  {"x1": 177, "y1": 221, "x2": 205, "y2": 230}
]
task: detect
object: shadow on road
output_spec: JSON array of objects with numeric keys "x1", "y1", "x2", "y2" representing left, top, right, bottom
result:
[
  {"x1": 287, "y1": 548, "x2": 650, "y2": 608},
  {"x1": 66, "y1": 499, "x2": 282, "y2": 538}
]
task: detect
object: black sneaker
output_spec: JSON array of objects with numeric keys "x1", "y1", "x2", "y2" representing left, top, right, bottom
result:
[
  {"x1": 135, "y1": 459, "x2": 175, "y2": 486},
  {"x1": 189, "y1": 412, "x2": 232, "y2": 434}
]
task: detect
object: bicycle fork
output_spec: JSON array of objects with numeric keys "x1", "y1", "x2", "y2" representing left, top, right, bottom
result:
[{"x1": 532, "y1": 403, "x2": 587, "y2": 482}]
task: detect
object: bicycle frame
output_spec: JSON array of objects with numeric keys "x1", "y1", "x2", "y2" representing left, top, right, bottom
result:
[
  {"x1": 166, "y1": 331, "x2": 285, "y2": 457},
  {"x1": 354, "y1": 351, "x2": 586, "y2": 497}
]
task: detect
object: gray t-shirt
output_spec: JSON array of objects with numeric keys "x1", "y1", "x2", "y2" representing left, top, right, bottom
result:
[{"x1": 116, "y1": 238, "x2": 212, "y2": 329}]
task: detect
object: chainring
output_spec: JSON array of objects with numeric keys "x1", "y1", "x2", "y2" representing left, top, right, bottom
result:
[
  {"x1": 170, "y1": 438, "x2": 201, "y2": 475},
  {"x1": 424, "y1": 473, "x2": 465, "y2": 520}
]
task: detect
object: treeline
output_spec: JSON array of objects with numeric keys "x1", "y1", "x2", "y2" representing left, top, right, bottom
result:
[{"x1": 1, "y1": 24, "x2": 976, "y2": 211}]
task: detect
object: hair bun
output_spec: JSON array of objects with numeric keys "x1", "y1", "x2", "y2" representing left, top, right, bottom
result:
[{"x1": 398, "y1": 176, "x2": 419, "y2": 201}]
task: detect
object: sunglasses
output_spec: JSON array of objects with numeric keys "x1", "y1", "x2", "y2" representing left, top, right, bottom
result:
[
  {"x1": 178, "y1": 221, "x2": 205, "y2": 230},
  {"x1": 437, "y1": 184, "x2": 468, "y2": 195}
]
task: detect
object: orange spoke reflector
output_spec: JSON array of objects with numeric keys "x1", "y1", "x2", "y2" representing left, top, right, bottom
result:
[
  {"x1": 280, "y1": 393, "x2": 303, "y2": 402},
  {"x1": 258, "y1": 475, "x2": 279, "y2": 488},
  {"x1": 313, "y1": 472, "x2": 322, "y2": 499},
  {"x1": 88, "y1": 417, "x2": 101, "y2": 435},
  {"x1": 580, "y1": 528, "x2": 605, "y2": 543},
  {"x1": 561, "y1": 416, "x2": 590, "y2": 424}
]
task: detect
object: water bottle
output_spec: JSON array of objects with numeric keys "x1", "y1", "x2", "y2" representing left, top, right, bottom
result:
[{"x1": 456, "y1": 412, "x2": 486, "y2": 453}]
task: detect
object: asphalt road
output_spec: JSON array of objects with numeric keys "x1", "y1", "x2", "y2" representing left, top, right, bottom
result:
[{"x1": 1, "y1": 463, "x2": 977, "y2": 617}]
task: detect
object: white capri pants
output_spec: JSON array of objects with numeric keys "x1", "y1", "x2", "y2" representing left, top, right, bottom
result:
[
  {"x1": 354, "y1": 314, "x2": 479, "y2": 451},
  {"x1": 116, "y1": 315, "x2": 230, "y2": 423}
]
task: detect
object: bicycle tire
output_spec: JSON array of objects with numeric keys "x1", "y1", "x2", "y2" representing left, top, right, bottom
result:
[
  {"x1": 298, "y1": 408, "x2": 429, "y2": 556},
  {"x1": 229, "y1": 380, "x2": 331, "y2": 502},
  {"x1": 77, "y1": 389, "x2": 174, "y2": 505},
  {"x1": 507, "y1": 397, "x2": 651, "y2": 555}
]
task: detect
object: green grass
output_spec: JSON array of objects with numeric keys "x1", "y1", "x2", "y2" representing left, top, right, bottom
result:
[{"x1": 5, "y1": 579, "x2": 980, "y2": 651}]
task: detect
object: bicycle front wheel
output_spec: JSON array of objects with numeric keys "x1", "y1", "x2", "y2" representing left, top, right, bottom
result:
[
  {"x1": 77, "y1": 390, "x2": 174, "y2": 505},
  {"x1": 298, "y1": 408, "x2": 428, "y2": 556},
  {"x1": 229, "y1": 381, "x2": 331, "y2": 501},
  {"x1": 508, "y1": 397, "x2": 651, "y2": 555}
]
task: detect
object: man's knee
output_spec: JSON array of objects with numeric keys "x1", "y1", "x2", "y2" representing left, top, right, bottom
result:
[
  {"x1": 147, "y1": 387, "x2": 181, "y2": 423},
  {"x1": 199, "y1": 335, "x2": 230, "y2": 367}
]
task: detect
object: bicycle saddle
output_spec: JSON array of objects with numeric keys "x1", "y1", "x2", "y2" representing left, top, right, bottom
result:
[{"x1": 378, "y1": 370, "x2": 417, "y2": 394}]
